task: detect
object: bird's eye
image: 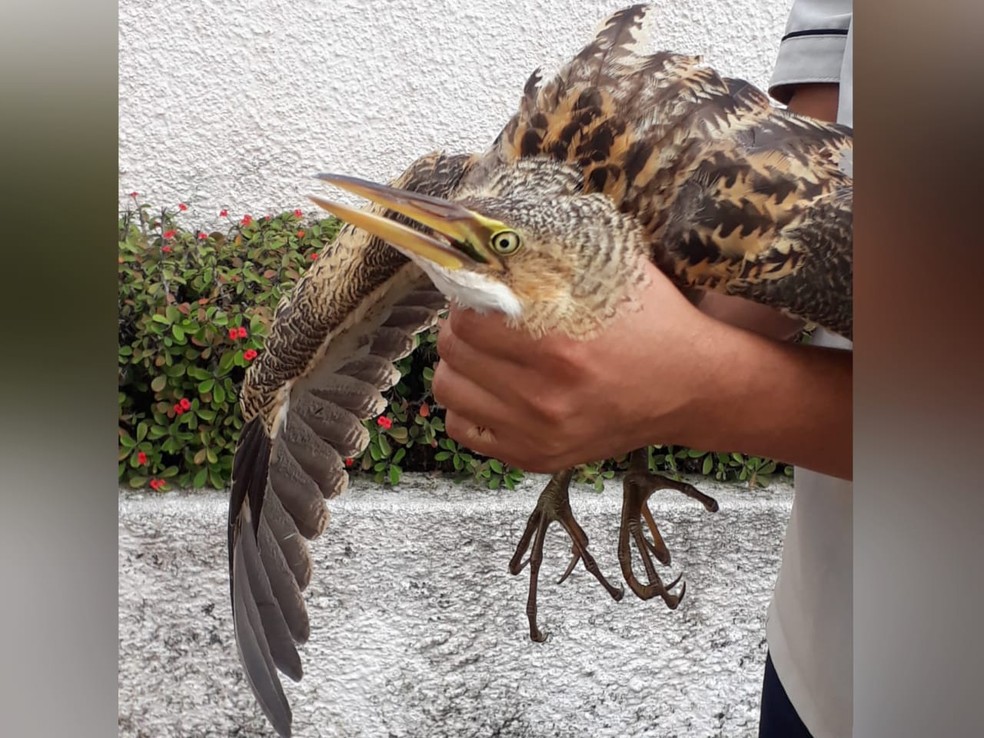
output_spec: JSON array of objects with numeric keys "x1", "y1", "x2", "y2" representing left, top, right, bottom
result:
[{"x1": 490, "y1": 230, "x2": 521, "y2": 255}]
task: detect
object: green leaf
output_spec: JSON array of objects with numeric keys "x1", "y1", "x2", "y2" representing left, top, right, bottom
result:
[
  {"x1": 198, "y1": 378, "x2": 215, "y2": 393},
  {"x1": 702, "y1": 455, "x2": 713, "y2": 476},
  {"x1": 150, "y1": 375, "x2": 167, "y2": 392},
  {"x1": 489, "y1": 459, "x2": 504, "y2": 474},
  {"x1": 388, "y1": 465, "x2": 401, "y2": 485},
  {"x1": 217, "y1": 351, "x2": 236, "y2": 375}
]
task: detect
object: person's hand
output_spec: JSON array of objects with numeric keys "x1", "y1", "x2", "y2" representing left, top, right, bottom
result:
[{"x1": 431, "y1": 260, "x2": 728, "y2": 472}]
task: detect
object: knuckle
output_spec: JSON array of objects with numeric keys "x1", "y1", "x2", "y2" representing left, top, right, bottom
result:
[
  {"x1": 444, "y1": 411, "x2": 466, "y2": 440},
  {"x1": 532, "y1": 393, "x2": 571, "y2": 426},
  {"x1": 435, "y1": 326, "x2": 458, "y2": 362},
  {"x1": 430, "y1": 362, "x2": 451, "y2": 404}
]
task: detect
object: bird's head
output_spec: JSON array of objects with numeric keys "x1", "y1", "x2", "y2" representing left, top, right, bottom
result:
[{"x1": 311, "y1": 165, "x2": 650, "y2": 338}]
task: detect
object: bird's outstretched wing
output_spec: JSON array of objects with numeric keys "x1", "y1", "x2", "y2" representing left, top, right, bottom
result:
[
  {"x1": 228, "y1": 151, "x2": 476, "y2": 737},
  {"x1": 486, "y1": 2, "x2": 853, "y2": 337}
]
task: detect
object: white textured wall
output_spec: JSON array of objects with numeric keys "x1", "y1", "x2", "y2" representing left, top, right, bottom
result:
[{"x1": 118, "y1": 0, "x2": 793, "y2": 227}]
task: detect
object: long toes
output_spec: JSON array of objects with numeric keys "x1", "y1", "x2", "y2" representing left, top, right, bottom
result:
[{"x1": 645, "y1": 537, "x2": 671, "y2": 567}]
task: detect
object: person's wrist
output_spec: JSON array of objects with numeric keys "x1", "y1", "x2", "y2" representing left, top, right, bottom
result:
[{"x1": 617, "y1": 306, "x2": 737, "y2": 453}]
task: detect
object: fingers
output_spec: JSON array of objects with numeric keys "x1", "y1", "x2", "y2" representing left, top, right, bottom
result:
[
  {"x1": 445, "y1": 306, "x2": 573, "y2": 367},
  {"x1": 431, "y1": 359, "x2": 509, "y2": 431}
]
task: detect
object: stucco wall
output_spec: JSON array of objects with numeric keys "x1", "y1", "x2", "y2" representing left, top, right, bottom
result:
[
  {"x1": 119, "y1": 476, "x2": 793, "y2": 736},
  {"x1": 118, "y1": 0, "x2": 793, "y2": 227}
]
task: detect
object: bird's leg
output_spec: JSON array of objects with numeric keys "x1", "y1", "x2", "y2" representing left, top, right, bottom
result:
[
  {"x1": 618, "y1": 448, "x2": 719, "y2": 607},
  {"x1": 509, "y1": 467, "x2": 623, "y2": 642}
]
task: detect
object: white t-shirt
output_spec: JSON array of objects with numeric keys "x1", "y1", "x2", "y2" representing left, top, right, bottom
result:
[{"x1": 766, "y1": 4, "x2": 854, "y2": 737}]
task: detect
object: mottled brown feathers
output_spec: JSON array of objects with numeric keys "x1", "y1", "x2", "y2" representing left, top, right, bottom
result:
[
  {"x1": 229, "y1": 4, "x2": 853, "y2": 735},
  {"x1": 485, "y1": 4, "x2": 852, "y2": 337},
  {"x1": 229, "y1": 151, "x2": 476, "y2": 737}
]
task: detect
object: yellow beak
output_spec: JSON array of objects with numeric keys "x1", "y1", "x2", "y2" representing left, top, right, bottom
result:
[{"x1": 311, "y1": 173, "x2": 501, "y2": 269}]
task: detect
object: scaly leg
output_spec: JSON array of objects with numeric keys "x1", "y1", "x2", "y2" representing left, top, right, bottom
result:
[
  {"x1": 509, "y1": 467, "x2": 623, "y2": 641},
  {"x1": 618, "y1": 448, "x2": 719, "y2": 607}
]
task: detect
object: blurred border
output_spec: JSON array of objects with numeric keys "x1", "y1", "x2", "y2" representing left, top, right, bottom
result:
[
  {"x1": 0, "y1": 0, "x2": 119, "y2": 735},
  {"x1": 854, "y1": 2, "x2": 984, "y2": 735},
  {"x1": 1, "y1": 0, "x2": 981, "y2": 735}
]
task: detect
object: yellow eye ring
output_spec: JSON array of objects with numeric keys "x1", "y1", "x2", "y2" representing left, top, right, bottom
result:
[{"x1": 490, "y1": 230, "x2": 521, "y2": 254}]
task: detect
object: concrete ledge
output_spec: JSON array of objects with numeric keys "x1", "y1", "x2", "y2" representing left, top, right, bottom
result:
[{"x1": 118, "y1": 474, "x2": 792, "y2": 737}]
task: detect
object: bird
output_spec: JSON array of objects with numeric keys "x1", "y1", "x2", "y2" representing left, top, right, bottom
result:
[{"x1": 227, "y1": 4, "x2": 853, "y2": 735}]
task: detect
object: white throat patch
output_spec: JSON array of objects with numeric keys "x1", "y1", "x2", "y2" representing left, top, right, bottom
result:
[{"x1": 416, "y1": 260, "x2": 523, "y2": 318}]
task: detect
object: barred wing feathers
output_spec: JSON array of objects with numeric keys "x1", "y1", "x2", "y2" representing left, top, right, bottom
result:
[{"x1": 228, "y1": 151, "x2": 476, "y2": 737}]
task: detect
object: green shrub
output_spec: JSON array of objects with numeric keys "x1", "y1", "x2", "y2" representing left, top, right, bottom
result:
[{"x1": 118, "y1": 200, "x2": 790, "y2": 492}]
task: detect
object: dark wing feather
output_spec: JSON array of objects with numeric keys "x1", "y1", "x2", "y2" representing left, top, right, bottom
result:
[
  {"x1": 487, "y1": 3, "x2": 852, "y2": 337},
  {"x1": 228, "y1": 152, "x2": 477, "y2": 737}
]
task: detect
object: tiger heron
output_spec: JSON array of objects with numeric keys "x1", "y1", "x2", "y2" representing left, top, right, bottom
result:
[{"x1": 227, "y1": 5, "x2": 852, "y2": 735}]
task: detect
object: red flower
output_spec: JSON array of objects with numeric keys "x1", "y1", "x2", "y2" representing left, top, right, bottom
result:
[
  {"x1": 228, "y1": 328, "x2": 239, "y2": 340},
  {"x1": 237, "y1": 326, "x2": 248, "y2": 339},
  {"x1": 293, "y1": 209, "x2": 303, "y2": 218},
  {"x1": 179, "y1": 398, "x2": 191, "y2": 411},
  {"x1": 344, "y1": 457, "x2": 354, "y2": 468},
  {"x1": 418, "y1": 403, "x2": 430, "y2": 418},
  {"x1": 244, "y1": 349, "x2": 258, "y2": 361},
  {"x1": 137, "y1": 451, "x2": 148, "y2": 465},
  {"x1": 173, "y1": 403, "x2": 184, "y2": 415},
  {"x1": 149, "y1": 478, "x2": 165, "y2": 491},
  {"x1": 376, "y1": 416, "x2": 393, "y2": 430},
  {"x1": 219, "y1": 209, "x2": 228, "y2": 217},
  {"x1": 178, "y1": 203, "x2": 188, "y2": 211},
  {"x1": 163, "y1": 229, "x2": 176, "y2": 239},
  {"x1": 197, "y1": 232, "x2": 207, "y2": 240},
  {"x1": 309, "y1": 252, "x2": 318, "y2": 260},
  {"x1": 129, "y1": 191, "x2": 138, "y2": 198},
  {"x1": 263, "y1": 215, "x2": 271, "y2": 222},
  {"x1": 161, "y1": 245, "x2": 173, "y2": 254},
  {"x1": 297, "y1": 230, "x2": 305, "y2": 238},
  {"x1": 241, "y1": 214, "x2": 253, "y2": 226}
]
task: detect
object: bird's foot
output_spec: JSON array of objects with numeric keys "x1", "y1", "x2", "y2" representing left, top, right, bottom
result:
[
  {"x1": 508, "y1": 467, "x2": 623, "y2": 642},
  {"x1": 617, "y1": 449, "x2": 719, "y2": 608}
]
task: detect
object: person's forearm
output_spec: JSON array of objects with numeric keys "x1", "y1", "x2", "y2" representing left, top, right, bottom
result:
[
  {"x1": 697, "y1": 292, "x2": 804, "y2": 341},
  {"x1": 664, "y1": 320, "x2": 853, "y2": 480}
]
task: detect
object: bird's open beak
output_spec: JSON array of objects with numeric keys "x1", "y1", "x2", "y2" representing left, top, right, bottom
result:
[{"x1": 311, "y1": 173, "x2": 500, "y2": 270}]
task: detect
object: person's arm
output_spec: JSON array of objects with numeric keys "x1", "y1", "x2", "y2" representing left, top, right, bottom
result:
[
  {"x1": 434, "y1": 261, "x2": 852, "y2": 479},
  {"x1": 433, "y1": 22, "x2": 854, "y2": 481}
]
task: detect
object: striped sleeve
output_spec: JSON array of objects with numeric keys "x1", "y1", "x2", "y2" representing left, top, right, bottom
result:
[{"x1": 768, "y1": 0, "x2": 853, "y2": 104}]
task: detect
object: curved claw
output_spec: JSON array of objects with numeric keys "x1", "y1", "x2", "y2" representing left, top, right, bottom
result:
[{"x1": 617, "y1": 449, "x2": 717, "y2": 606}]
